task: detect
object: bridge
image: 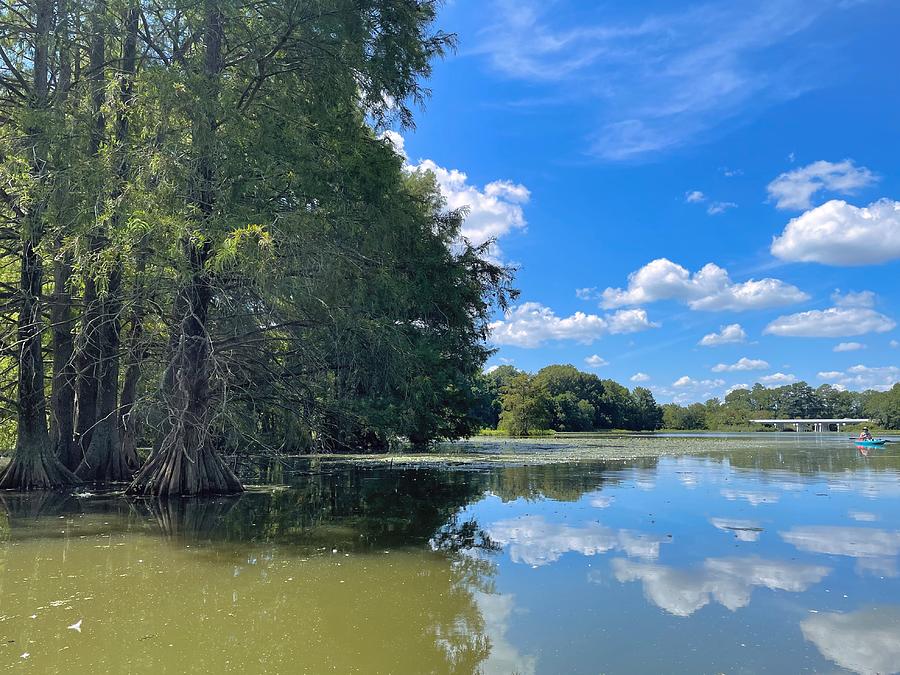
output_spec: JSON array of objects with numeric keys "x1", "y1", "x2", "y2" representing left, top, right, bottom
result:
[{"x1": 749, "y1": 418, "x2": 870, "y2": 432}]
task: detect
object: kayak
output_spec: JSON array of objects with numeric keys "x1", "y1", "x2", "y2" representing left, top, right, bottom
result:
[{"x1": 854, "y1": 439, "x2": 888, "y2": 447}]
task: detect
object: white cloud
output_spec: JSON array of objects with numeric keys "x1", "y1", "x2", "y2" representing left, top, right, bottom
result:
[
  {"x1": 712, "y1": 357, "x2": 769, "y2": 373},
  {"x1": 380, "y1": 130, "x2": 407, "y2": 158},
  {"x1": 802, "y1": 608, "x2": 900, "y2": 675},
  {"x1": 601, "y1": 258, "x2": 808, "y2": 311},
  {"x1": 710, "y1": 518, "x2": 763, "y2": 542},
  {"x1": 382, "y1": 133, "x2": 530, "y2": 257},
  {"x1": 764, "y1": 307, "x2": 896, "y2": 338},
  {"x1": 758, "y1": 372, "x2": 797, "y2": 385},
  {"x1": 699, "y1": 323, "x2": 747, "y2": 347},
  {"x1": 584, "y1": 354, "x2": 609, "y2": 368},
  {"x1": 833, "y1": 290, "x2": 877, "y2": 308},
  {"x1": 413, "y1": 159, "x2": 530, "y2": 250},
  {"x1": 673, "y1": 376, "x2": 725, "y2": 389},
  {"x1": 612, "y1": 556, "x2": 829, "y2": 617},
  {"x1": 685, "y1": 190, "x2": 705, "y2": 203},
  {"x1": 575, "y1": 287, "x2": 599, "y2": 300},
  {"x1": 766, "y1": 160, "x2": 877, "y2": 210},
  {"x1": 834, "y1": 342, "x2": 866, "y2": 352},
  {"x1": 477, "y1": 2, "x2": 868, "y2": 161},
  {"x1": 892, "y1": 340, "x2": 900, "y2": 349},
  {"x1": 630, "y1": 372, "x2": 651, "y2": 383},
  {"x1": 489, "y1": 302, "x2": 658, "y2": 348},
  {"x1": 484, "y1": 365, "x2": 501, "y2": 374},
  {"x1": 726, "y1": 383, "x2": 750, "y2": 394},
  {"x1": 817, "y1": 365, "x2": 900, "y2": 392},
  {"x1": 707, "y1": 201, "x2": 737, "y2": 215},
  {"x1": 771, "y1": 199, "x2": 900, "y2": 265}
]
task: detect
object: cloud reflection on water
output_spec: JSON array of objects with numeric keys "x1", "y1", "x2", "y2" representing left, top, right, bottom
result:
[
  {"x1": 488, "y1": 516, "x2": 670, "y2": 566},
  {"x1": 801, "y1": 607, "x2": 900, "y2": 675},
  {"x1": 612, "y1": 556, "x2": 830, "y2": 617}
]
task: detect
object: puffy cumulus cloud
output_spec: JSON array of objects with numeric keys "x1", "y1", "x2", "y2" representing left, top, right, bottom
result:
[
  {"x1": 413, "y1": 159, "x2": 530, "y2": 249},
  {"x1": 781, "y1": 526, "x2": 900, "y2": 558},
  {"x1": 758, "y1": 372, "x2": 797, "y2": 385},
  {"x1": 712, "y1": 357, "x2": 769, "y2": 373},
  {"x1": 600, "y1": 259, "x2": 808, "y2": 311},
  {"x1": 630, "y1": 372, "x2": 651, "y2": 383},
  {"x1": 709, "y1": 518, "x2": 763, "y2": 542},
  {"x1": 612, "y1": 556, "x2": 829, "y2": 617},
  {"x1": 379, "y1": 130, "x2": 407, "y2": 159},
  {"x1": 771, "y1": 199, "x2": 900, "y2": 265},
  {"x1": 685, "y1": 190, "x2": 705, "y2": 203},
  {"x1": 672, "y1": 376, "x2": 725, "y2": 389},
  {"x1": 584, "y1": 354, "x2": 609, "y2": 368},
  {"x1": 489, "y1": 302, "x2": 658, "y2": 348},
  {"x1": 801, "y1": 607, "x2": 900, "y2": 675},
  {"x1": 764, "y1": 307, "x2": 896, "y2": 338},
  {"x1": 767, "y1": 159, "x2": 877, "y2": 211},
  {"x1": 834, "y1": 341, "x2": 866, "y2": 352},
  {"x1": 487, "y1": 516, "x2": 670, "y2": 567},
  {"x1": 726, "y1": 383, "x2": 750, "y2": 394},
  {"x1": 817, "y1": 365, "x2": 900, "y2": 392},
  {"x1": 381, "y1": 132, "x2": 530, "y2": 256},
  {"x1": 699, "y1": 323, "x2": 747, "y2": 347}
]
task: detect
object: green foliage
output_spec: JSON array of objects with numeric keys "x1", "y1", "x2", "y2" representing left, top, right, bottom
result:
[
  {"x1": 660, "y1": 381, "x2": 893, "y2": 430},
  {"x1": 865, "y1": 384, "x2": 900, "y2": 429},
  {"x1": 498, "y1": 374, "x2": 552, "y2": 436},
  {"x1": 483, "y1": 364, "x2": 662, "y2": 434},
  {"x1": 0, "y1": 0, "x2": 513, "y2": 468}
]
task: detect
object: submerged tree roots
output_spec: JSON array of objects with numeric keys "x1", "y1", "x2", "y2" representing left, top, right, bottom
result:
[
  {"x1": 126, "y1": 444, "x2": 243, "y2": 497},
  {"x1": 0, "y1": 447, "x2": 79, "y2": 490}
]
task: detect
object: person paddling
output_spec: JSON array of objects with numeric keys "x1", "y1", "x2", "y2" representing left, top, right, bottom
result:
[{"x1": 858, "y1": 427, "x2": 874, "y2": 441}]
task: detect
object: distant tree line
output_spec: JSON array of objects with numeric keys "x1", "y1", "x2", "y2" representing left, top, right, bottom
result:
[
  {"x1": 662, "y1": 382, "x2": 900, "y2": 431},
  {"x1": 470, "y1": 365, "x2": 664, "y2": 435},
  {"x1": 472, "y1": 370, "x2": 900, "y2": 435}
]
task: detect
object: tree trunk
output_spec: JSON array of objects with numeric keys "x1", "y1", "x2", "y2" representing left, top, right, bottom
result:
[
  {"x1": 76, "y1": 3, "x2": 137, "y2": 482},
  {"x1": 0, "y1": 0, "x2": 78, "y2": 489},
  {"x1": 50, "y1": 249, "x2": 79, "y2": 470},
  {"x1": 72, "y1": 0, "x2": 107, "y2": 457},
  {"x1": 127, "y1": 0, "x2": 242, "y2": 496},
  {"x1": 77, "y1": 267, "x2": 129, "y2": 481},
  {"x1": 48, "y1": 0, "x2": 78, "y2": 472}
]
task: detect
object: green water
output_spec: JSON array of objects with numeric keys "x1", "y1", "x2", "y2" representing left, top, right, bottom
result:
[{"x1": 2, "y1": 436, "x2": 900, "y2": 673}]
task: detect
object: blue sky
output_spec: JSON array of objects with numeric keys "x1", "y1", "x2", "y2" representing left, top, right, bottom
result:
[{"x1": 393, "y1": 0, "x2": 900, "y2": 402}]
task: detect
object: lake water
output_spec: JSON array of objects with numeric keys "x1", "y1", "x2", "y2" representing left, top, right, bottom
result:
[{"x1": 1, "y1": 436, "x2": 900, "y2": 673}]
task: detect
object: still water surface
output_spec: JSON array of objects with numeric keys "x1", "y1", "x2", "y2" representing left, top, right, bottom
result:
[{"x1": 1, "y1": 437, "x2": 900, "y2": 673}]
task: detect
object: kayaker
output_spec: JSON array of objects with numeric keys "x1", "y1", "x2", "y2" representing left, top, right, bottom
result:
[{"x1": 858, "y1": 427, "x2": 874, "y2": 441}]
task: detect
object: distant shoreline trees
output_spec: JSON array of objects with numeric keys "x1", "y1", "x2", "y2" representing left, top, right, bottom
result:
[
  {"x1": 663, "y1": 382, "x2": 900, "y2": 431},
  {"x1": 473, "y1": 368, "x2": 900, "y2": 434},
  {"x1": 473, "y1": 365, "x2": 664, "y2": 435}
]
